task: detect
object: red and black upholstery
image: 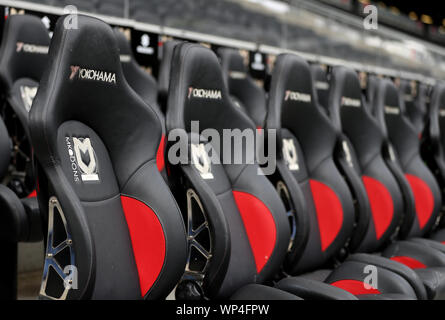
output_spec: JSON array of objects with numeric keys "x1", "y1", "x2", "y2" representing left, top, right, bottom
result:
[
  {"x1": 114, "y1": 29, "x2": 166, "y2": 174},
  {"x1": 0, "y1": 14, "x2": 50, "y2": 138},
  {"x1": 372, "y1": 79, "x2": 442, "y2": 238},
  {"x1": 267, "y1": 53, "x2": 428, "y2": 299},
  {"x1": 329, "y1": 68, "x2": 445, "y2": 299},
  {"x1": 166, "y1": 42, "x2": 299, "y2": 300},
  {"x1": 219, "y1": 48, "x2": 267, "y2": 129},
  {"x1": 29, "y1": 15, "x2": 187, "y2": 300},
  {"x1": 0, "y1": 14, "x2": 50, "y2": 197},
  {"x1": 423, "y1": 82, "x2": 445, "y2": 241}
]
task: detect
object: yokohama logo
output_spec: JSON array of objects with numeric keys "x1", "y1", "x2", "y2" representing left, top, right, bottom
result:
[
  {"x1": 188, "y1": 87, "x2": 222, "y2": 100},
  {"x1": 16, "y1": 42, "x2": 48, "y2": 54},
  {"x1": 341, "y1": 96, "x2": 361, "y2": 107},
  {"x1": 69, "y1": 65, "x2": 116, "y2": 84},
  {"x1": 284, "y1": 90, "x2": 311, "y2": 103}
]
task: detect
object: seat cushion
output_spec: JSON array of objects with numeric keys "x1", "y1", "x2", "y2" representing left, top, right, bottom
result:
[{"x1": 415, "y1": 267, "x2": 445, "y2": 300}]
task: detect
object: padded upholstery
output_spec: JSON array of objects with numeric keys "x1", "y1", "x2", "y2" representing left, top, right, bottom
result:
[
  {"x1": 266, "y1": 53, "x2": 355, "y2": 274},
  {"x1": 158, "y1": 40, "x2": 181, "y2": 112},
  {"x1": 29, "y1": 15, "x2": 187, "y2": 299},
  {"x1": 166, "y1": 43, "x2": 292, "y2": 299},
  {"x1": 399, "y1": 80, "x2": 427, "y2": 137},
  {"x1": 0, "y1": 116, "x2": 10, "y2": 179},
  {"x1": 328, "y1": 67, "x2": 404, "y2": 250},
  {"x1": 310, "y1": 64, "x2": 330, "y2": 114},
  {"x1": 0, "y1": 14, "x2": 50, "y2": 133},
  {"x1": 267, "y1": 54, "x2": 427, "y2": 299},
  {"x1": 114, "y1": 29, "x2": 166, "y2": 174},
  {"x1": 219, "y1": 48, "x2": 267, "y2": 128},
  {"x1": 373, "y1": 79, "x2": 441, "y2": 237}
]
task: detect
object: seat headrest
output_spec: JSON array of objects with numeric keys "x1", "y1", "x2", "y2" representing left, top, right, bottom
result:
[
  {"x1": 399, "y1": 79, "x2": 415, "y2": 103},
  {"x1": 158, "y1": 40, "x2": 181, "y2": 102},
  {"x1": 267, "y1": 53, "x2": 317, "y2": 131},
  {"x1": 328, "y1": 66, "x2": 364, "y2": 129},
  {"x1": 114, "y1": 28, "x2": 133, "y2": 59},
  {"x1": 310, "y1": 64, "x2": 330, "y2": 110},
  {"x1": 429, "y1": 82, "x2": 445, "y2": 120},
  {"x1": 373, "y1": 79, "x2": 402, "y2": 135},
  {"x1": 113, "y1": 28, "x2": 160, "y2": 113},
  {"x1": 218, "y1": 47, "x2": 267, "y2": 128},
  {"x1": 0, "y1": 14, "x2": 50, "y2": 91},
  {"x1": 166, "y1": 43, "x2": 253, "y2": 134},
  {"x1": 219, "y1": 48, "x2": 247, "y2": 79},
  {"x1": 30, "y1": 15, "x2": 162, "y2": 186}
]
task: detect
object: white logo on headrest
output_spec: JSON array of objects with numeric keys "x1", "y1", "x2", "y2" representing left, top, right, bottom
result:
[
  {"x1": 191, "y1": 143, "x2": 214, "y2": 179},
  {"x1": 16, "y1": 42, "x2": 48, "y2": 54},
  {"x1": 66, "y1": 137, "x2": 99, "y2": 183},
  {"x1": 439, "y1": 109, "x2": 445, "y2": 117},
  {"x1": 341, "y1": 97, "x2": 361, "y2": 108},
  {"x1": 188, "y1": 87, "x2": 222, "y2": 100},
  {"x1": 69, "y1": 65, "x2": 116, "y2": 84},
  {"x1": 282, "y1": 139, "x2": 299, "y2": 171},
  {"x1": 384, "y1": 106, "x2": 400, "y2": 115},
  {"x1": 20, "y1": 85, "x2": 38, "y2": 112},
  {"x1": 284, "y1": 90, "x2": 311, "y2": 103}
]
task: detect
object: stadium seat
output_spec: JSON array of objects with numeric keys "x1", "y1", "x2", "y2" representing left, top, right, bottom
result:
[
  {"x1": 165, "y1": 42, "x2": 305, "y2": 300},
  {"x1": 310, "y1": 64, "x2": 330, "y2": 114},
  {"x1": 328, "y1": 66, "x2": 445, "y2": 299},
  {"x1": 218, "y1": 48, "x2": 267, "y2": 129},
  {"x1": 29, "y1": 15, "x2": 187, "y2": 299},
  {"x1": 0, "y1": 14, "x2": 50, "y2": 197},
  {"x1": 114, "y1": 28, "x2": 166, "y2": 175},
  {"x1": 266, "y1": 53, "x2": 429, "y2": 299},
  {"x1": 399, "y1": 80, "x2": 428, "y2": 137},
  {"x1": 158, "y1": 39, "x2": 181, "y2": 113}
]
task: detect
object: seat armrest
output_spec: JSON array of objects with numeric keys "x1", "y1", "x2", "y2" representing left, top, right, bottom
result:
[{"x1": 276, "y1": 277, "x2": 358, "y2": 300}]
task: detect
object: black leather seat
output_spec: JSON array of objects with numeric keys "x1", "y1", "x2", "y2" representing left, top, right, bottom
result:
[
  {"x1": 310, "y1": 64, "x2": 330, "y2": 114},
  {"x1": 328, "y1": 67, "x2": 445, "y2": 299},
  {"x1": 265, "y1": 53, "x2": 427, "y2": 299},
  {"x1": 399, "y1": 80, "x2": 428, "y2": 138},
  {"x1": 114, "y1": 28, "x2": 166, "y2": 175},
  {"x1": 0, "y1": 14, "x2": 49, "y2": 299},
  {"x1": 158, "y1": 40, "x2": 181, "y2": 114},
  {"x1": 218, "y1": 48, "x2": 267, "y2": 129},
  {"x1": 422, "y1": 82, "x2": 445, "y2": 242},
  {"x1": 0, "y1": 14, "x2": 51, "y2": 197},
  {"x1": 166, "y1": 42, "x2": 301, "y2": 300},
  {"x1": 29, "y1": 15, "x2": 187, "y2": 300}
]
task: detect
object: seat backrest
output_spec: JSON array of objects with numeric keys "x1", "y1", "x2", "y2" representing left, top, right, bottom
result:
[
  {"x1": 267, "y1": 53, "x2": 355, "y2": 273},
  {"x1": 114, "y1": 28, "x2": 166, "y2": 173},
  {"x1": 328, "y1": 67, "x2": 406, "y2": 251},
  {"x1": 0, "y1": 14, "x2": 50, "y2": 131},
  {"x1": 219, "y1": 48, "x2": 267, "y2": 128},
  {"x1": 158, "y1": 40, "x2": 181, "y2": 112},
  {"x1": 167, "y1": 43, "x2": 290, "y2": 298},
  {"x1": 29, "y1": 15, "x2": 187, "y2": 300},
  {"x1": 374, "y1": 79, "x2": 441, "y2": 237},
  {"x1": 0, "y1": 116, "x2": 10, "y2": 179},
  {"x1": 310, "y1": 64, "x2": 330, "y2": 113}
]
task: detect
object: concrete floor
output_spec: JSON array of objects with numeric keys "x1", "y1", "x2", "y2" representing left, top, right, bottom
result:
[{"x1": 17, "y1": 242, "x2": 44, "y2": 300}]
